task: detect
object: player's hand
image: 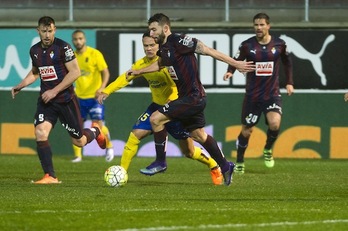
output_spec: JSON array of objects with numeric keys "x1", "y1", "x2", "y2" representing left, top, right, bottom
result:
[
  {"x1": 97, "y1": 92, "x2": 109, "y2": 104},
  {"x1": 344, "y1": 93, "x2": 348, "y2": 102},
  {"x1": 236, "y1": 61, "x2": 255, "y2": 73},
  {"x1": 223, "y1": 72, "x2": 233, "y2": 81},
  {"x1": 126, "y1": 69, "x2": 141, "y2": 80},
  {"x1": 286, "y1": 84, "x2": 294, "y2": 96},
  {"x1": 41, "y1": 89, "x2": 57, "y2": 103},
  {"x1": 11, "y1": 86, "x2": 22, "y2": 99}
]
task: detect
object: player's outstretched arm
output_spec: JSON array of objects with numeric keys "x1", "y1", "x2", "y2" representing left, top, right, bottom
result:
[
  {"x1": 195, "y1": 40, "x2": 255, "y2": 73},
  {"x1": 126, "y1": 60, "x2": 160, "y2": 76}
]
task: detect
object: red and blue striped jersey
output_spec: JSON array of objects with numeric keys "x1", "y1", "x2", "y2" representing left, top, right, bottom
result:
[
  {"x1": 158, "y1": 33, "x2": 206, "y2": 98},
  {"x1": 30, "y1": 38, "x2": 76, "y2": 103},
  {"x1": 228, "y1": 36, "x2": 293, "y2": 102}
]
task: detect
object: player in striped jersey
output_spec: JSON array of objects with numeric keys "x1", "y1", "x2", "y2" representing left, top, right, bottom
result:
[
  {"x1": 11, "y1": 16, "x2": 106, "y2": 184},
  {"x1": 127, "y1": 13, "x2": 255, "y2": 186},
  {"x1": 223, "y1": 13, "x2": 294, "y2": 174},
  {"x1": 97, "y1": 32, "x2": 223, "y2": 185},
  {"x1": 71, "y1": 30, "x2": 114, "y2": 163}
]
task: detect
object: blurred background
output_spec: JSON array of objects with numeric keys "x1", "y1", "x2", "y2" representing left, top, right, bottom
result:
[
  {"x1": 0, "y1": 0, "x2": 347, "y2": 27},
  {"x1": 1, "y1": 0, "x2": 347, "y2": 159}
]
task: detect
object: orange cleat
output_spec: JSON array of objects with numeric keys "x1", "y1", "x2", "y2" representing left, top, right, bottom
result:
[
  {"x1": 32, "y1": 174, "x2": 61, "y2": 184},
  {"x1": 210, "y1": 166, "x2": 223, "y2": 185}
]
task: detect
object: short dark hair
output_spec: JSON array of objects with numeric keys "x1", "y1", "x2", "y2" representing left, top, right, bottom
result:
[
  {"x1": 253, "y1": 13, "x2": 270, "y2": 24},
  {"x1": 142, "y1": 31, "x2": 151, "y2": 38},
  {"x1": 38, "y1": 16, "x2": 55, "y2": 26},
  {"x1": 72, "y1": 29, "x2": 85, "y2": 36},
  {"x1": 148, "y1": 13, "x2": 171, "y2": 27}
]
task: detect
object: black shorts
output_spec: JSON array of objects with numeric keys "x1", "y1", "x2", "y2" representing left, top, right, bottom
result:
[
  {"x1": 241, "y1": 96, "x2": 283, "y2": 127},
  {"x1": 34, "y1": 96, "x2": 84, "y2": 139},
  {"x1": 158, "y1": 95, "x2": 206, "y2": 132}
]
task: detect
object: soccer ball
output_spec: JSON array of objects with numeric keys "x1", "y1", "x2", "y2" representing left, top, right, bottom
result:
[{"x1": 104, "y1": 165, "x2": 128, "y2": 187}]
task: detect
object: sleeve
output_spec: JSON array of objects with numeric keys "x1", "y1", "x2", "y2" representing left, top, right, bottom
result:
[
  {"x1": 62, "y1": 42, "x2": 75, "y2": 63},
  {"x1": 176, "y1": 33, "x2": 197, "y2": 55},
  {"x1": 95, "y1": 49, "x2": 108, "y2": 71},
  {"x1": 281, "y1": 41, "x2": 294, "y2": 85},
  {"x1": 102, "y1": 73, "x2": 130, "y2": 95}
]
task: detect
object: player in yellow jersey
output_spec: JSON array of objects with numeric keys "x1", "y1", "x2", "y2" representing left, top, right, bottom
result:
[
  {"x1": 97, "y1": 32, "x2": 223, "y2": 185},
  {"x1": 71, "y1": 30, "x2": 114, "y2": 162}
]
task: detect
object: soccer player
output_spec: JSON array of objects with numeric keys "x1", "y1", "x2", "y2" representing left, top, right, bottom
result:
[
  {"x1": 71, "y1": 30, "x2": 114, "y2": 163},
  {"x1": 97, "y1": 32, "x2": 223, "y2": 185},
  {"x1": 223, "y1": 12, "x2": 294, "y2": 174},
  {"x1": 11, "y1": 16, "x2": 106, "y2": 184},
  {"x1": 127, "y1": 13, "x2": 255, "y2": 186}
]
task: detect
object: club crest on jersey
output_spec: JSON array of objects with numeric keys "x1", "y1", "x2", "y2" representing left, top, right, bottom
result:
[
  {"x1": 167, "y1": 50, "x2": 170, "y2": 58},
  {"x1": 50, "y1": 51, "x2": 54, "y2": 59},
  {"x1": 271, "y1": 47, "x2": 276, "y2": 54}
]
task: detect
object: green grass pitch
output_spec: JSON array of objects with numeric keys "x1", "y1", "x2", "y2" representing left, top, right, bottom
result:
[{"x1": 0, "y1": 155, "x2": 347, "y2": 231}]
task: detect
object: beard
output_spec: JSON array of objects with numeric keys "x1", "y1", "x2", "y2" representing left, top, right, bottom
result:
[{"x1": 156, "y1": 32, "x2": 166, "y2": 45}]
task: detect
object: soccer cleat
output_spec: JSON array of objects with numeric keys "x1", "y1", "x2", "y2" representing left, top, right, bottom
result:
[
  {"x1": 222, "y1": 161, "x2": 234, "y2": 186},
  {"x1": 263, "y1": 149, "x2": 275, "y2": 168},
  {"x1": 71, "y1": 157, "x2": 82, "y2": 163},
  {"x1": 210, "y1": 166, "x2": 223, "y2": 185},
  {"x1": 234, "y1": 162, "x2": 245, "y2": 174},
  {"x1": 140, "y1": 161, "x2": 167, "y2": 176},
  {"x1": 105, "y1": 148, "x2": 114, "y2": 162},
  {"x1": 92, "y1": 123, "x2": 106, "y2": 149},
  {"x1": 32, "y1": 174, "x2": 61, "y2": 184}
]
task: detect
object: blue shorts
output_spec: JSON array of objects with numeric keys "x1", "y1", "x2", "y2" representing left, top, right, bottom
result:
[
  {"x1": 133, "y1": 103, "x2": 189, "y2": 140},
  {"x1": 78, "y1": 98, "x2": 105, "y2": 121}
]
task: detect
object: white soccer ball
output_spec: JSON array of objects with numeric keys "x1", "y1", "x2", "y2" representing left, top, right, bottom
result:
[{"x1": 104, "y1": 165, "x2": 128, "y2": 187}]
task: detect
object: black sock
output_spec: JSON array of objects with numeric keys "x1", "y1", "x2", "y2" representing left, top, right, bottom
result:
[
  {"x1": 201, "y1": 135, "x2": 227, "y2": 169},
  {"x1": 153, "y1": 129, "x2": 168, "y2": 162},
  {"x1": 83, "y1": 128, "x2": 96, "y2": 144},
  {"x1": 265, "y1": 129, "x2": 279, "y2": 150},
  {"x1": 236, "y1": 133, "x2": 249, "y2": 163},
  {"x1": 36, "y1": 140, "x2": 55, "y2": 178}
]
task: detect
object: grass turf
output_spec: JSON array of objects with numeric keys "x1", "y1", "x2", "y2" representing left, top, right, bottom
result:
[{"x1": 0, "y1": 155, "x2": 347, "y2": 231}]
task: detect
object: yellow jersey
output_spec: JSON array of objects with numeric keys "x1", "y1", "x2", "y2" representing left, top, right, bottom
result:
[
  {"x1": 103, "y1": 56, "x2": 178, "y2": 106},
  {"x1": 74, "y1": 46, "x2": 108, "y2": 99}
]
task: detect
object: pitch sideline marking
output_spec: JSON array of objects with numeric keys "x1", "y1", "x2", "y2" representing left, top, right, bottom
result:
[{"x1": 114, "y1": 219, "x2": 348, "y2": 231}]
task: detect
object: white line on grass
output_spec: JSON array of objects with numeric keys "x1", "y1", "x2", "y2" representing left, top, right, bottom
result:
[{"x1": 114, "y1": 219, "x2": 348, "y2": 231}]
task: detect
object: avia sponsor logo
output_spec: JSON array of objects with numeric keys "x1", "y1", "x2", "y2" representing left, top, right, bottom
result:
[
  {"x1": 39, "y1": 66, "x2": 58, "y2": 81},
  {"x1": 255, "y1": 61, "x2": 274, "y2": 76}
]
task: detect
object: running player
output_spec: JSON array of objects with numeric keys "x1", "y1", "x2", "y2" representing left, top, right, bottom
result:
[
  {"x1": 127, "y1": 13, "x2": 255, "y2": 186},
  {"x1": 11, "y1": 16, "x2": 106, "y2": 184},
  {"x1": 71, "y1": 30, "x2": 114, "y2": 163},
  {"x1": 223, "y1": 12, "x2": 294, "y2": 174},
  {"x1": 97, "y1": 32, "x2": 223, "y2": 185}
]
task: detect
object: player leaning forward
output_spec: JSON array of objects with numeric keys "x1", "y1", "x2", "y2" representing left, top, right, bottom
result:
[
  {"x1": 11, "y1": 16, "x2": 106, "y2": 184},
  {"x1": 127, "y1": 13, "x2": 255, "y2": 186},
  {"x1": 223, "y1": 12, "x2": 294, "y2": 174}
]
